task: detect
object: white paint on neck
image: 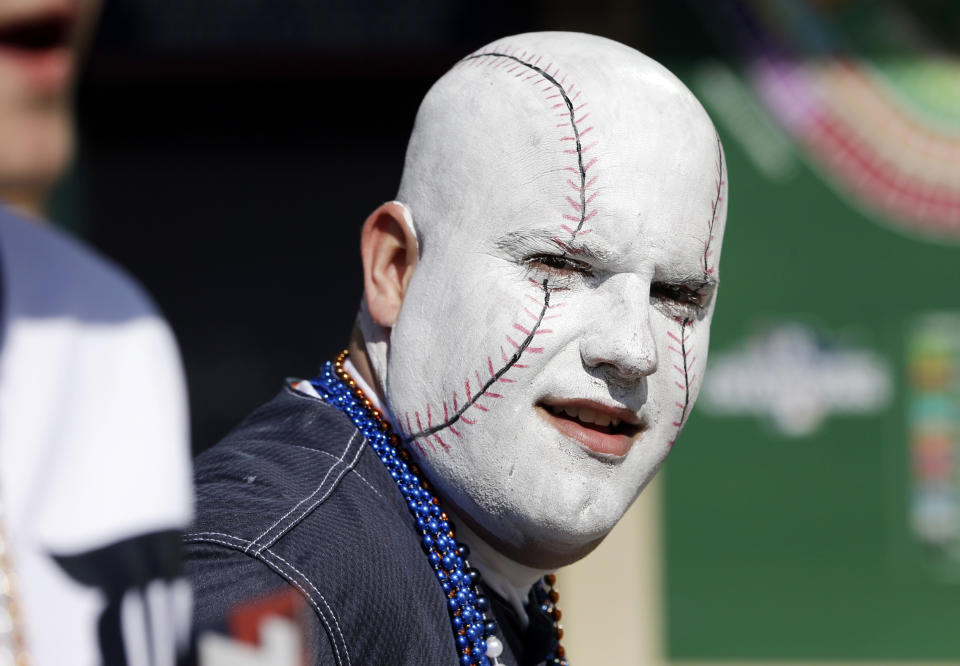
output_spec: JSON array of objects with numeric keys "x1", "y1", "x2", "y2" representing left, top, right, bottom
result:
[
  {"x1": 447, "y1": 508, "x2": 550, "y2": 628},
  {"x1": 344, "y1": 358, "x2": 544, "y2": 624}
]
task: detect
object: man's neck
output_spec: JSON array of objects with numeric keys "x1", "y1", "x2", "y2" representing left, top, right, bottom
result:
[{"x1": 343, "y1": 347, "x2": 549, "y2": 624}]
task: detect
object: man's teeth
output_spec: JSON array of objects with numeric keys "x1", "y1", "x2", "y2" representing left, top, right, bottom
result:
[{"x1": 548, "y1": 404, "x2": 621, "y2": 428}]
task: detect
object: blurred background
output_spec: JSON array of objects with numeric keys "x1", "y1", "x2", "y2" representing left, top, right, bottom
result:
[{"x1": 54, "y1": 0, "x2": 960, "y2": 663}]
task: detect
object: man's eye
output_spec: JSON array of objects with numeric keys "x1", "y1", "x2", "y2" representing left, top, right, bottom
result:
[
  {"x1": 525, "y1": 254, "x2": 593, "y2": 277},
  {"x1": 651, "y1": 282, "x2": 702, "y2": 306},
  {"x1": 650, "y1": 282, "x2": 711, "y2": 318}
]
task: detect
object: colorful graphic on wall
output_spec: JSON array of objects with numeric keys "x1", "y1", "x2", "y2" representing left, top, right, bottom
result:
[
  {"x1": 665, "y1": 3, "x2": 960, "y2": 661},
  {"x1": 698, "y1": 0, "x2": 960, "y2": 242},
  {"x1": 908, "y1": 313, "x2": 960, "y2": 576}
]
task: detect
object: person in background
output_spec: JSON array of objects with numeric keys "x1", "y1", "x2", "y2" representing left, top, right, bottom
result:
[{"x1": 0, "y1": 1, "x2": 193, "y2": 663}]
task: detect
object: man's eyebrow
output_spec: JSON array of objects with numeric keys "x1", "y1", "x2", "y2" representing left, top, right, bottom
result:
[
  {"x1": 662, "y1": 273, "x2": 718, "y2": 290},
  {"x1": 494, "y1": 228, "x2": 612, "y2": 262}
]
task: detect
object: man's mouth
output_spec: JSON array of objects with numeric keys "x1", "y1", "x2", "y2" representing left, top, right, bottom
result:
[
  {"x1": 0, "y1": 9, "x2": 76, "y2": 89},
  {"x1": 537, "y1": 400, "x2": 644, "y2": 458},
  {"x1": 0, "y1": 12, "x2": 72, "y2": 52}
]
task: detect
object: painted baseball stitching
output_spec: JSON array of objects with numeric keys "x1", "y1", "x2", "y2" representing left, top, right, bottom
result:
[
  {"x1": 701, "y1": 135, "x2": 724, "y2": 279},
  {"x1": 403, "y1": 46, "x2": 598, "y2": 452},
  {"x1": 668, "y1": 317, "x2": 694, "y2": 446},
  {"x1": 670, "y1": 136, "x2": 723, "y2": 446},
  {"x1": 403, "y1": 279, "x2": 553, "y2": 449}
]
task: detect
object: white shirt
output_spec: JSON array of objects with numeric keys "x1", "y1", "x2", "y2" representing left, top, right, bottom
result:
[{"x1": 0, "y1": 208, "x2": 193, "y2": 665}]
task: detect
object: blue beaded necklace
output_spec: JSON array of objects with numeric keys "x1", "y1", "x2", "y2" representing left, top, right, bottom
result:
[{"x1": 310, "y1": 351, "x2": 569, "y2": 666}]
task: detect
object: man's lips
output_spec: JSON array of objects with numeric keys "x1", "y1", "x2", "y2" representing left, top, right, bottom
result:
[
  {"x1": 0, "y1": 9, "x2": 75, "y2": 89},
  {"x1": 536, "y1": 399, "x2": 645, "y2": 458}
]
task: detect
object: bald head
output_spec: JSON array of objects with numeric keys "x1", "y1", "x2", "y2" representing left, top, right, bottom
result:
[
  {"x1": 398, "y1": 32, "x2": 719, "y2": 252},
  {"x1": 357, "y1": 32, "x2": 727, "y2": 567}
]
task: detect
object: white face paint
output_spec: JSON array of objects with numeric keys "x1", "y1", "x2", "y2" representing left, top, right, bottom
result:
[{"x1": 375, "y1": 32, "x2": 728, "y2": 561}]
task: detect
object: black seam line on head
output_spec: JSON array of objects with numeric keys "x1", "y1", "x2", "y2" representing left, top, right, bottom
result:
[
  {"x1": 464, "y1": 52, "x2": 587, "y2": 235},
  {"x1": 703, "y1": 133, "x2": 723, "y2": 277},
  {"x1": 678, "y1": 318, "x2": 692, "y2": 425},
  {"x1": 407, "y1": 279, "x2": 552, "y2": 439}
]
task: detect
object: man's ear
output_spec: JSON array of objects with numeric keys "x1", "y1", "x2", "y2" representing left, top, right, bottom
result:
[{"x1": 360, "y1": 201, "x2": 419, "y2": 328}]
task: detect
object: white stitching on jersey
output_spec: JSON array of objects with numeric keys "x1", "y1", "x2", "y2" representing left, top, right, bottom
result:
[
  {"x1": 245, "y1": 430, "x2": 360, "y2": 553},
  {"x1": 254, "y1": 435, "x2": 366, "y2": 555},
  {"x1": 184, "y1": 533, "x2": 351, "y2": 666}
]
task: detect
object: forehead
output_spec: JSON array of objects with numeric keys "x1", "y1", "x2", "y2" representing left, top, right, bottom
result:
[{"x1": 453, "y1": 108, "x2": 723, "y2": 270}]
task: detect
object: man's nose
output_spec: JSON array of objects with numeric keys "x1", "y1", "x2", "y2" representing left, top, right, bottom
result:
[{"x1": 579, "y1": 276, "x2": 658, "y2": 383}]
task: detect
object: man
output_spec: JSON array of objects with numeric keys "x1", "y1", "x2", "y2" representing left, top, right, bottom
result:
[
  {"x1": 0, "y1": 1, "x2": 193, "y2": 662},
  {"x1": 187, "y1": 31, "x2": 727, "y2": 665}
]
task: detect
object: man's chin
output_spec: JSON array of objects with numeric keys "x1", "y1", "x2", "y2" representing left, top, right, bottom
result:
[{"x1": 452, "y1": 486, "x2": 632, "y2": 569}]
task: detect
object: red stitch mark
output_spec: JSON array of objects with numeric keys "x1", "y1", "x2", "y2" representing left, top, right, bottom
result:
[
  {"x1": 461, "y1": 415, "x2": 476, "y2": 425},
  {"x1": 576, "y1": 228, "x2": 593, "y2": 236},
  {"x1": 585, "y1": 174, "x2": 599, "y2": 188},
  {"x1": 431, "y1": 51, "x2": 601, "y2": 445},
  {"x1": 427, "y1": 404, "x2": 433, "y2": 428},
  {"x1": 499, "y1": 377, "x2": 516, "y2": 383},
  {"x1": 415, "y1": 411, "x2": 424, "y2": 432},
  {"x1": 450, "y1": 425, "x2": 463, "y2": 438},
  {"x1": 669, "y1": 318, "x2": 694, "y2": 447},
  {"x1": 435, "y1": 434, "x2": 449, "y2": 451},
  {"x1": 702, "y1": 134, "x2": 724, "y2": 278},
  {"x1": 414, "y1": 440, "x2": 425, "y2": 454},
  {"x1": 405, "y1": 413, "x2": 412, "y2": 435},
  {"x1": 443, "y1": 401, "x2": 449, "y2": 422}
]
